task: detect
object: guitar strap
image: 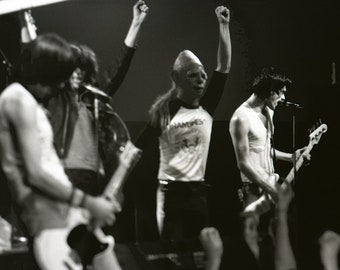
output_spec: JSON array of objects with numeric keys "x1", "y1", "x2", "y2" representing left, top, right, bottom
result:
[
  {"x1": 265, "y1": 108, "x2": 277, "y2": 171},
  {"x1": 270, "y1": 135, "x2": 277, "y2": 169}
]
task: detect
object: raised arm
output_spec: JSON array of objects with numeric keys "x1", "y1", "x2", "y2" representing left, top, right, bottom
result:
[
  {"x1": 215, "y1": 6, "x2": 231, "y2": 74},
  {"x1": 229, "y1": 113, "x2": 278, "y2": 200},
  {"x1": 124, "y1": 0, "x2": 149, "y2": 48},
  {"x1": 274, "y1": 182, "x2": 297, "y2": 270},
  {"x1": 199, "y1": 227, "x2": 223, "y2": 270},
  {"x1": 275, "y1": 147, "x2": 311, "y2": 164},
  {"x1": 199, "y1": 6, "x2": 231, "y2": 113},
  {"x1": 105, "y1": 0, "x2": 149, "y2": 97},
  {"x1": 319, "y1": 230, "x2": 340, "y2": 270}
]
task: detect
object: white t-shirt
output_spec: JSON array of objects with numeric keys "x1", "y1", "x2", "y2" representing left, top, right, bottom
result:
[{"x1": 158, "y1": 105, "x2": 213, "y2": 181}]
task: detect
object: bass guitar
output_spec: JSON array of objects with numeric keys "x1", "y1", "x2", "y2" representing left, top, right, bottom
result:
[{"x1": 243, "y1": 122, "x2": 328, "y2": 215}]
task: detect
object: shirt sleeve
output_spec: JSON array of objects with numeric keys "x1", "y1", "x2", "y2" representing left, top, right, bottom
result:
[
  {"x1": 169, "y1": 99, "x2": 183, "y2": 120},
  {"x1": 103, "y1": 44, "x2": 136, "y2": 97},
  {"x1": 200, "y1": 71, "x2": 228, "y2": 115},
  {"x1": 135, "y1": 123, "x2": 161, "y2": 149}
]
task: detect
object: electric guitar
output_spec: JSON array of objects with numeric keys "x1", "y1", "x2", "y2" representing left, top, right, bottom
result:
[
  {"x1": 243, "y1": 122, "x2": 328, "y2": 215},
  {"x1": 34, "y1": 112, "x2": 142, "y2": 270}
]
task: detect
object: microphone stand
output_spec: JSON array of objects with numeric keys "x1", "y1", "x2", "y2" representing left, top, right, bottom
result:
[
  {"x1": 292, "y1": 108, "x2": 297, "y2": 186},
  {"x1": 93, "y1": 94, "x2": 101, "y2": 192},
  {"x1": 279, "y1": 100, "x2": 303, "y2": 185},
  {"x1": 288, "y1": 103, "x2": 303, "y2": 185},
  {"x1": 290, "y1": 105, "x2": 300, "y2": 241}
]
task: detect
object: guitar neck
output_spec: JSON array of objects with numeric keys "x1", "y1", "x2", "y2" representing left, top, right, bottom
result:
[
  {"x1": 102, "y1": 160, "x2": 137, "y2": 201},
  {"x1": 285, "y1": 143, "x2": 313, "y2": 184}
]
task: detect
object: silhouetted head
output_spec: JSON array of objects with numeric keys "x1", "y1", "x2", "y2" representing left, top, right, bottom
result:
[
  {"x1": 251, "y1": 67, "x2": 291, "y2": 100},
  {"x1": 22, "y1": 33, "x2": 75, "y2": 86}
]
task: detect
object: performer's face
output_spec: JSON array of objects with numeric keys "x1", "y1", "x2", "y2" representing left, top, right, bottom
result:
[
  {"x1": 267, "y1": 85, "x2": 286, "y2": 110},
  {"x1": 177, "y1": 64, "x2": 208, "y2": 100},
  {"x1": 70, "y1": 68, "x2": 85, "y2": 90}
]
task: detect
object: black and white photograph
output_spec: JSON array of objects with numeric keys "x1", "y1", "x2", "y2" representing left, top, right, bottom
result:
[{"x1": 0, "y1": 0, "x2": 339, "y2": 269}]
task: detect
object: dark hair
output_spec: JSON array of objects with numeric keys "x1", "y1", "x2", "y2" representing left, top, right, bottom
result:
[
  {"x1": 251, "y1": 67, "x2": 292, "y2": 99},
  {"x1": 21, "y1": 33, "x2": 75, "y2": 85},
  {"x1": 71, "y1": 43, "x2": 98, "y2": 84}
]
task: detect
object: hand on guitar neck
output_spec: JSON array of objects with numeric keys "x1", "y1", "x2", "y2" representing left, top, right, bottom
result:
[
  {"x1": 64, "y1": 140, "x2": 142, "y2": 270},
  {"x1": 103, "y1": 140, "x2": 142, "y2": 204},
  {"x1": 90, "y1": 140, "x2": 142, "y2": 228}
]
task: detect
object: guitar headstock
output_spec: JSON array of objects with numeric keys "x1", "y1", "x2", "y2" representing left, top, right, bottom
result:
[
  {"x1": 118, "y1": 141, "x2": 142, "y2": 169},
  {"x1": 308, "y1": 121, "x2": 328, "y2": 146}
]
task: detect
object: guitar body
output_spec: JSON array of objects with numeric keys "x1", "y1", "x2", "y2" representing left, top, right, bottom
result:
[
  {"x1": 67, "y1": 223, "x2": 120, "y2": 270},
  {"x1": 34, "y1": 208, "x2": 120, "y2": 270},
  {"x1": 33, "y1": 109, "x2": 140, "y2": 269}
]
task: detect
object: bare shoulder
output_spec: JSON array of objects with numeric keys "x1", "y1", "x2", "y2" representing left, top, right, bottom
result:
[
  {"x1": 3, "y1": 83, "x2": 27, "y2": 96},
  {"x1": 230, "y1": 106, "x2": 250, "y2": 129},
  {"x1": 1, "y1": 83, "x2": 36, "y2": 122},
  {"x1": 3, "y1": 83, "x2": 34, "y2": 105}
]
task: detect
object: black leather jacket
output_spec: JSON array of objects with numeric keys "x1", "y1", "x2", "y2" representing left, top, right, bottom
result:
[{"x1": 47, "y1": 44, "x2": 135, "y2": 178}]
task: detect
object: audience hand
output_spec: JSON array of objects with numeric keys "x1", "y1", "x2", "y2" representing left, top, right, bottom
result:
[{"x1": 199, "y1": 227, "x2": 223, "y2": 270}]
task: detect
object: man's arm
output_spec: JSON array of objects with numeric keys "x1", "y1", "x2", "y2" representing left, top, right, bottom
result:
[
  {"x1": 4, "y1": 88, "x2": 117, "y2": 226},
  {"x1": 229, "y1": 113, "x2": 278, "y2": 199},
  {"x1": 215, "y1": 6, "x2": 231, "y2": 74},
  {"x1": 275, "y1": 149, "x2": 293, "y2": 162},
  {"x1": 200, "y1": 6, "x2": 231, "y2": 114},
  {"x1": 275, "y1": 147, "x2": 311, "y2": 164},
  {"x1": 124, "y1": 0, "x2": 149, "y2": 48},
  {"x1": 6, "y1": 94, "x2": 73, "y2": 201},
  {"x1": 199, "y1": 227, "x2": 223, "y2": 270},
  {"x1": 105, "y1": 0, "x2": 149, "y2": 97},
  {"x1": 275, "y1": 182, "x2": 297, "y2": 270}
]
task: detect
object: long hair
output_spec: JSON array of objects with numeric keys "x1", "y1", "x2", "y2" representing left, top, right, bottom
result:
[
  {"x1": 149, "y1": 50, "x2": 202, "y2": 130},
  {"x1": 149, "y1": 81, "x2": 178, "y2": 130},
  {"x1": 71, "y1": 43, "x2": 98, "y2": 85},
  {"x1": 251, "y1": 67, "x2": 292, "y2": 99},
  {"x1": 21, "y1": 33, "x2": 75, "y2": 85}
]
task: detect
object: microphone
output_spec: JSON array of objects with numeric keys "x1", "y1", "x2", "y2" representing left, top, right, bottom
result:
[
  {"x1": 278, "y1": 100, "x2": 303, "y2": 109},
  {"x1": 81, "y1": 84, "x2": 111, "y2": 103}
]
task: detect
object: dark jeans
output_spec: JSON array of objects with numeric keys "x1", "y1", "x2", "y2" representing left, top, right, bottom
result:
[{"x1": 161, "y1": 181, "x2": 210, "y2": 241}]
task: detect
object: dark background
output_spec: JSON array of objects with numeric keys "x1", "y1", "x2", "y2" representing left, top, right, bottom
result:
[{"x1": 1, "y1": 0, "x2": 339, "y2": 269}]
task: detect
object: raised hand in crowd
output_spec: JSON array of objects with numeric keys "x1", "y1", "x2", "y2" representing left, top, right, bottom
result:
[{"x1": 199, "y1": 227, "x2": 223, "y2": 270}]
